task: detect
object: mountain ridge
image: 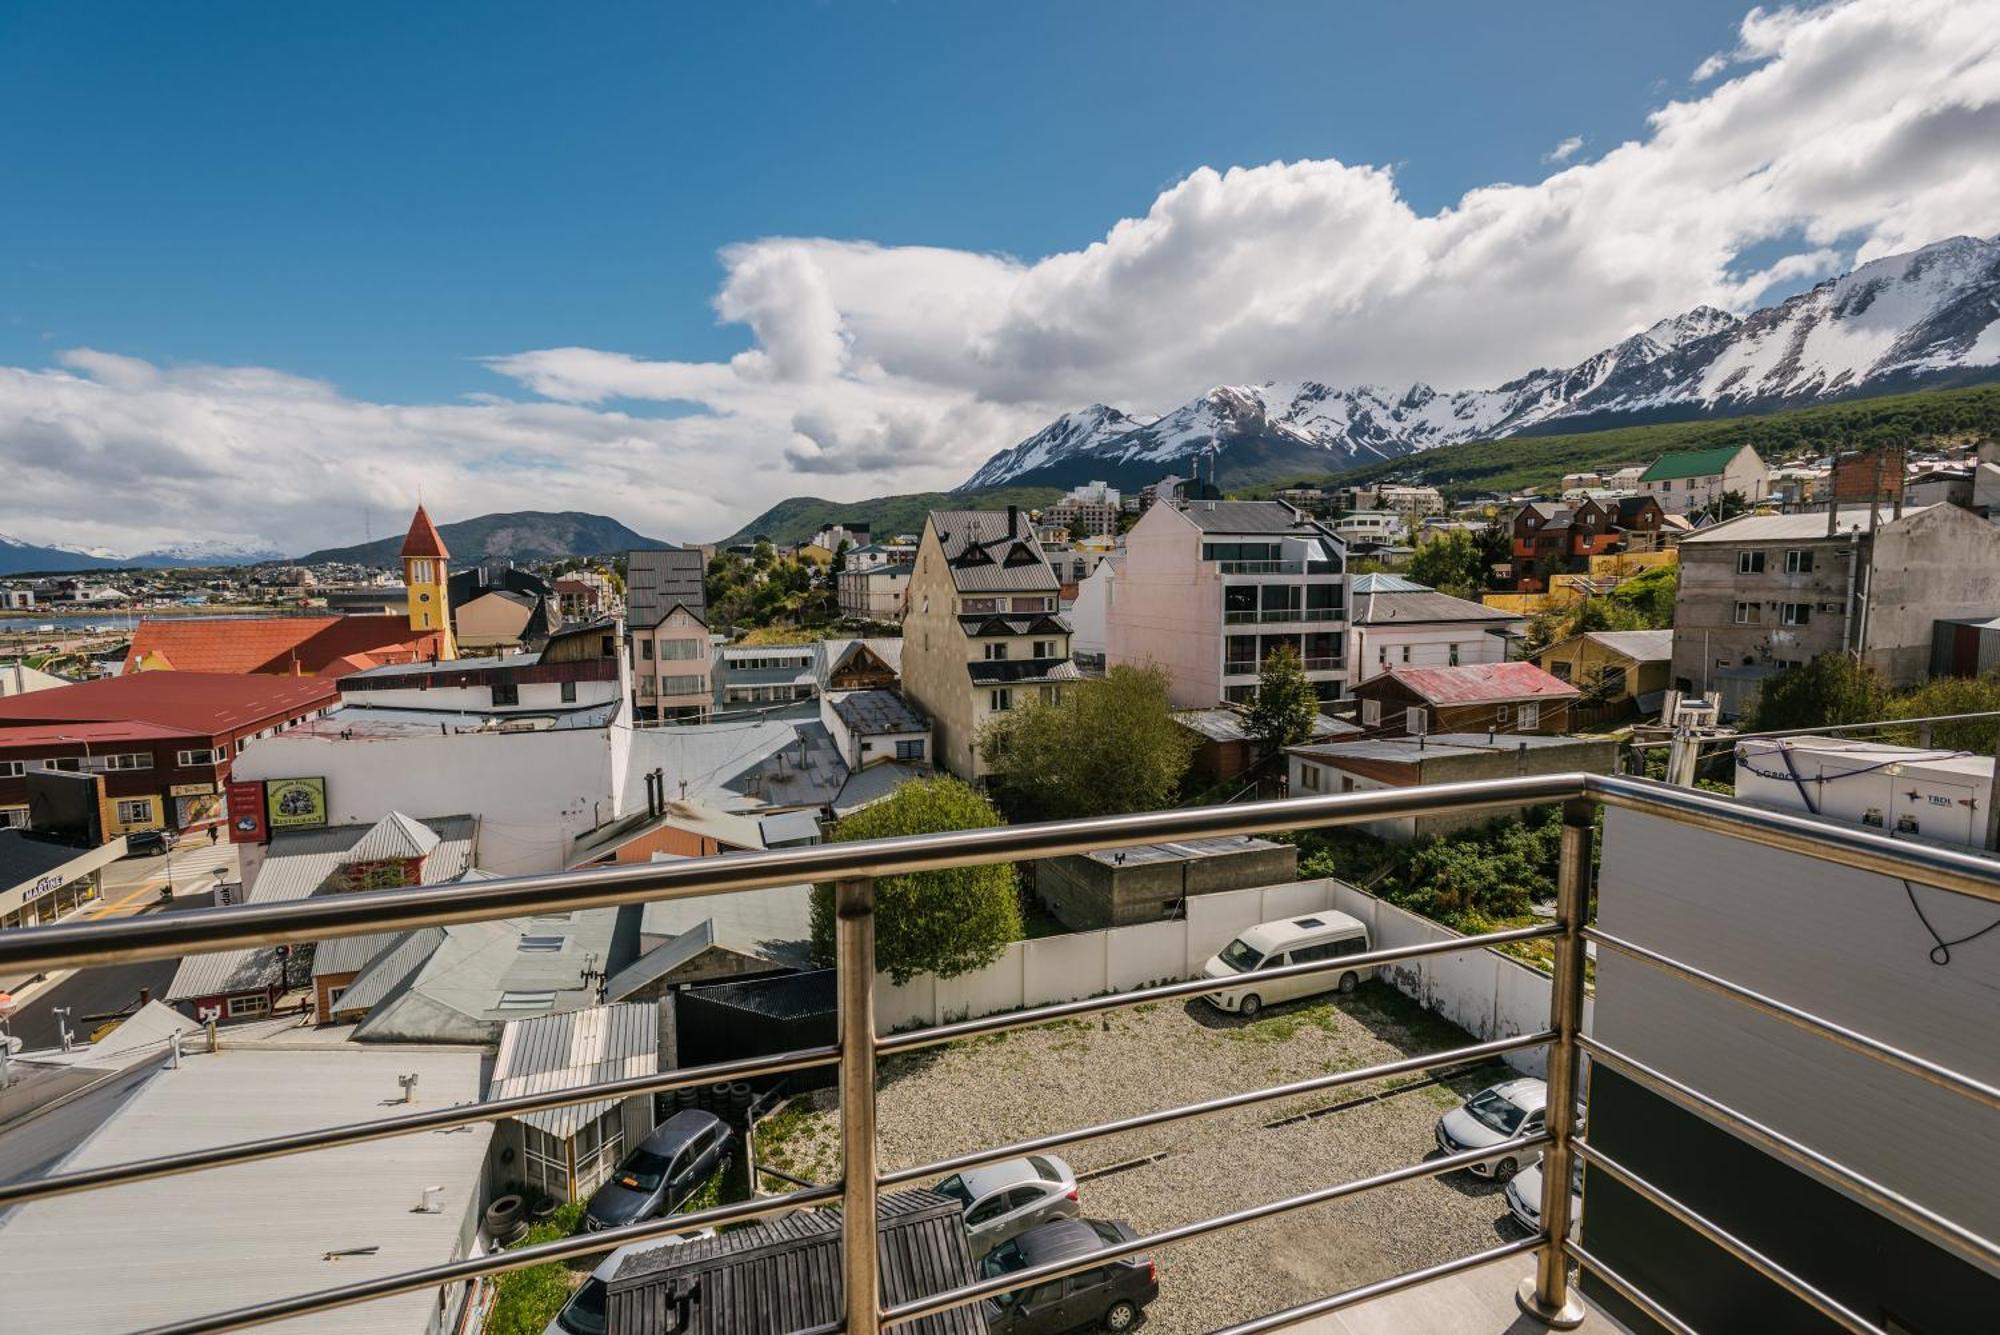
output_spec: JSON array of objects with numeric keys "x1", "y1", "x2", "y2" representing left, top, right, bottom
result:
[
  {"x1": 299, "y1": 510, "x2": 673, "y2": 567},
  {"x1": 959, "y1": 234, "x2": 2000, "y2": 491}
]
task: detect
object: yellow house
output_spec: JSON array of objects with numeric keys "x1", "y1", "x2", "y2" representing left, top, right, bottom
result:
[
  {"x1": 795, "y1": 543, "x2": 835, "y2": 567},
  {"x1": 1535, "y1": 629, "x2": 1674, "y2": 711}
]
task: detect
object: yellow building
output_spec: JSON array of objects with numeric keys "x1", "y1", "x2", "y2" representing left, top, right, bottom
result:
[
  {"x1": 1535, "y1": 629, "x2": 1674, "y2": 712},
  {"x1": 400, "y1": 505, "x2": 457, "y2": 661}
]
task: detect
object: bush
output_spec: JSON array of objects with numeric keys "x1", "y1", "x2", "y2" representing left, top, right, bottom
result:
[
  {"x1": 982, "y1": 664, "x2": 1196, "y2": 821},
  {"x1": 1746, "y1": 653, "x2": 1890, "y2": 733},
  {"x1": 483, "y1": 1201, "x2": 588, "y2": 1335}
]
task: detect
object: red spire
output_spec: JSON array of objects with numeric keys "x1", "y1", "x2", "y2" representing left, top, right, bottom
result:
[{"x1": 400, "y1": 504, "x2": 450, "y2": 560}]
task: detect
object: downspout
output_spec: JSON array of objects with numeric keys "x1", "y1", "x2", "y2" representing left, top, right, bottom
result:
[{"x1": 1841, "y1": 529, "x2": 1859, "y2": 656}]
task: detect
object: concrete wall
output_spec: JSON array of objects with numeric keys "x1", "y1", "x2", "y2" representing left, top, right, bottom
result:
[
  {"x1": 1863, "y1": 502, "x2": 2000, "y2": 685},
  {"x1": 1351, "y1": 621, "x2": 1512, "y2": 685},
  {"x1": 1030, "y1": 842, "x2": 1300, "y2": 930},
  {"x1": 1105, "y1": 506, "x2": 1225, "y2": 709},
  {"x1": 900, "y1": 526, "x2": 981, "y2": 778},
  {"x1": 1669, "y1": 534, "x2": 1858, "y2": 691}
]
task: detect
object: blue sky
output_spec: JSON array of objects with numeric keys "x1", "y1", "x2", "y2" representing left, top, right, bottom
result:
[{"x1": 1, "y1": 1, "x2": 1754, "y2": 405}]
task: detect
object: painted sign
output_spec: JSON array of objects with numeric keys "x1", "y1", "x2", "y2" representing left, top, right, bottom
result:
[
  {"x1": 227, "y1": 780, "x2": 269, "y2": 844},
  {"x1": 264, "y1": 777, "x2": 328, "y2": 831},
  {"x1": 170, "y1": 782, "x2": 218, "y2": 798},
  {"x1": 175, "y1": 792, "x2": 223, "y2": 829},
  {"x1": 25, "y1": 873, "x2": 67, "y2": 904}
]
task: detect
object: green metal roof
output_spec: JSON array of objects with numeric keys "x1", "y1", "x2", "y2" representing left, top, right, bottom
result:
[{"x1": 1639, "y1": 443, "x2": 1749, "y2": 482}]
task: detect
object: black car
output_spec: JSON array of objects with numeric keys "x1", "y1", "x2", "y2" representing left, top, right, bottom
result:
[
  {"x1": 982, "y1": 1217, "x2": 1159, "y2": 1334},
  {"x1": 582, "y1": 1110, "x2": 734, "y2": 1233},
  {"x1": 125, "y1": 829, "x2": 177, "y2": 857}
]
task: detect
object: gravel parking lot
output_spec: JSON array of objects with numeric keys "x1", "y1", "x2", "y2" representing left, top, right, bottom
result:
[{"x1": 754, "y1": 982, "x2": 1531, "y2": 1334}]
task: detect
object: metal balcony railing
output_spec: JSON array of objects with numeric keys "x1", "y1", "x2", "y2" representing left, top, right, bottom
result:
[
  {"x1": 1223, "y1": 607, "x2": 1344, "y2": 625},
  {"x1": 0, "y1": 775, "x2": 1994, "y2": 1334},
  {"x1": 1217, "y1": 560, "x2": 1306, "y2": 575}
]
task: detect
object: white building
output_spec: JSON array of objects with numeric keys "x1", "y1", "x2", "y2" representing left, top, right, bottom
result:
[
  {"x1": 1106, "y1": 500, "x2": 1348, "y2": 708},
  {"x1": 1346, "y1": 574, "x2": 1525, "y2": 684},
  {"x1": 820, "y1": 688, "x2": 930, "y2": 770},
  {"x1": 1639, "y1": 442, "x2": 1771, "y2": 514},
  {"x1": 1330, "y1": 511, "x2": 1402, "y2": 544}
]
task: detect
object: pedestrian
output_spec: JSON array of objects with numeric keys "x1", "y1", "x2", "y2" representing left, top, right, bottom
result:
[{"x1": 207, "y1": 824, "x2": 219, "y2": 846}]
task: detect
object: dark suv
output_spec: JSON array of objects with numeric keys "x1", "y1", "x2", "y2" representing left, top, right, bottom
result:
[
  {"x1": 981, "y1": 1217, "x2": 1159, "y2": 1333},
  {"x1": 125, "y1": 828, "x2": 177, "y2": 856},
  {"x1": 581, "y1": 1111, "x2": 734, "y2": 1232}
]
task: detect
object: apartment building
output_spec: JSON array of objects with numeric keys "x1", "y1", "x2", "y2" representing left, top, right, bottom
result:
[
  {"x1": 1638, "y1": 442, "x2": 1770, "y2": 514},
  {"x1": 901, "y1": 508, "x2": 1076, "y2": 780},
  {"x1": 1046, "y1": 480, "x2": 1124, "y2": 538},
  {"x1": 626, "y1": 547, "x2": 712, "y2": 722},
  {"x1": 1668, "y1": 503, "x2": 2000, "y2": 698},
  {"x1": 1106, "y1": 500, "x2": 1348, "y2": 709},
  {"x1": 836, "y1": 561, "x2": 911, "y2": 620}
]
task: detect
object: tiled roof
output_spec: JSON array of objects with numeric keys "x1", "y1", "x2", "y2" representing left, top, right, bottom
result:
[
  {"x1": 257, "y1": 615, "x2": 448, "y2": 674},
  {"x1": 0, "y1": 671, "x2": 338, "y2": 734},
  {"x1": 1639, "y1": 443, "x2": 1749, "y2": 482},
  {"x1": 626, "y1": 548, "x2": 706, "y2": 628},
  {"x1": 928, "y1": 510, "x2": 1059, "y2": 593},
  {"x1": 126, "y1": 617, "x2": 338, "y2": 674},
  {"x1": 1366, "y1": 662, "x2": 1580, "y2": 706},
  {"x1": 1178, "y1": 500, "x2": 1319, "y2": 534},
  {"x1": 399, "y1": 504, "x2": 450, "y2": 558},
  {"x1": 966, "y1": 658, "x2": 1083, "y2": 686}
]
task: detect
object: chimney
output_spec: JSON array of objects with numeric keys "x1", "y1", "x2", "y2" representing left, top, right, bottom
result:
[{"x1": 1006, "y1": 505, "x2": 1019, "y2": 538}]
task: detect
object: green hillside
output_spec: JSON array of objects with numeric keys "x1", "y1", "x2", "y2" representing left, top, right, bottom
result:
[
  {"x1": 1246, "y1": 383, "x2": 2000, "y2": 499},
  {"x1": 300, "y1": 510, "x2": 671, "y2": 566},
  {"x1": 718, "y1": 485, "x2": 1063, "y2": 548}
]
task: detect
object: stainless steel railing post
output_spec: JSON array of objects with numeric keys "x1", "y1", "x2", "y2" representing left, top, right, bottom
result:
[
  {"x1": 1519, "y1": 797, "x2": 1593, "y2": 1329},
  {"x1": 836, "y1": 877, "x2": 881, "y2": 1335}
]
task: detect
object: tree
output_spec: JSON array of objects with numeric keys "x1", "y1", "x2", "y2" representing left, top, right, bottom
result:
[
  {"x1": 1407, "y1": 530, "x2": 1484, "y2": 599},
  {"x1": 981, "y1": 664, "x2": 1198, "y2": 822},
  {"x1": 830, "y1": 539, "x2": 850, "y2": 575},
  {"x1": 1604, "y1": 562, "x2": 1677, "y2": 627},
  {"x1": 1746, "y1": 653, "x2": 1889, "y2": 733},
  {"x1": 1245, "y1": 644, "x2": 1320, "y2": 756},
  {"x1": 808, "y1": 778, "x2": 1021, "y2": 984},
  {"x1": 1887, "y1": 670, "x2": 2000, "y2": 751}
]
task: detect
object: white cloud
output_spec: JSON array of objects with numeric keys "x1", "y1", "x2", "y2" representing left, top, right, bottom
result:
[
  {"x1": 1692, "y1": 52, "x2": 1733, "y2": 82},
  {"x1": 1, "y1": 0, "x2": 1994, "y2": 552},
  {"x1": 1544, "y1": 135, "x2": 1585, "y2": 163}
]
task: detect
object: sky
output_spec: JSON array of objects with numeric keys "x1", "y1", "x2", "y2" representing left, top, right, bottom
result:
[{"x1": 1, "y1": 0, "x2": 1996, "y2": 553}]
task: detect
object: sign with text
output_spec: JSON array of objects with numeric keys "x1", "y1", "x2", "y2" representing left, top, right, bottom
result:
[
  {"x1": 226, "y1": 780, "x2": 269, "y2": 844},
  {"x1": 170, "y1": 782, "x2": 218, "y2": 798},
  {"x1": 264, "y1": 777, "x2": 328, "y2": 831}
]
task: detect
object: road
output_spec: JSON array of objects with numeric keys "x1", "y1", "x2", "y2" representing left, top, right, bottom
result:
[{"x1": 2, "y1": 841, "x2": 239, "y2": 1052}]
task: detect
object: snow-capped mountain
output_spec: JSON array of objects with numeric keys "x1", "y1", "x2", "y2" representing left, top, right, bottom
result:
[
  {"x1": 125, "y1": 538, "x2": 289, "y2": 566},
  {"x1": 959, "y1": 234, "x2": 2000, "y2": 491},
  {"x1": 0, "y1": 532, "x2": 287, "y2": 574}
]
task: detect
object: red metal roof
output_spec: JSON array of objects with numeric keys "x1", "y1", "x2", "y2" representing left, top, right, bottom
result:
[
  {"x1": 125, "y1": 617, "x2": 339, "y2": 674},
  {"x1": 400, "y1": 505, "x2": 451, "y2": 559},
  {"x1": 0, "y1": 719, "x2": 192, "y2": 747},
  {"x1": 0, "y1": 672, "x2": 338, "y2": 735},
  {"x1": 1371, "y1": 662, "x2": 1581, "y2": 706},
  {"x1": 255, "y1": 615, "x2": 446, "y2": 675}
]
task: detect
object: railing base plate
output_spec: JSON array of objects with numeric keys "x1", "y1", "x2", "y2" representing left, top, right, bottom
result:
[{"x1": 1516, "y1": 1277, "x2": 1588, "y2": 1330}]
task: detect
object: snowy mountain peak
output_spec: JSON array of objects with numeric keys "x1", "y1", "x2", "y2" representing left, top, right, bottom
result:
[{"x1": 958, "y1": 235, "x2": 2000, "y2": 493}]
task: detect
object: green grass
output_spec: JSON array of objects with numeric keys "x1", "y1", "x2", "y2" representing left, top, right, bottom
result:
[
  {"x1": 482, "y1": 1202, "x2": 588, "y2": 1335},
  {"x1": 1227, "y1": 999, "x2": 1346, "y2": 1044},
  {"x1": 1016, "y1": 893, "x2": 1069, "y2": 941},
  {"x1": 1240, "y1": 382, "x2": 2000, "y2": 500}
]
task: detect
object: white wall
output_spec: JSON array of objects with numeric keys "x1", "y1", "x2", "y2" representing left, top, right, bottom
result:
[
  {"x1": 875, "y1": 876, "x2": 1571, "y2": 1079},
  {"x1": 1351, "y1": 622, "x2": 1512, "y2": 685},
  {"x1": 235, "y1": 722, "x2": 634, "y2": 874},
  {"x1": 1105, "y1": 507, "x2": 1224, "y2": 708}
]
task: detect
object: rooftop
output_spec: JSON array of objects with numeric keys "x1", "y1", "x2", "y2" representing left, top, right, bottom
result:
[
  {"x1": 1173, "y1": 708, "x2": 1365, "y2": 745},
  {"x1": 0, "y1": 670, "x2": 338, "y2": 734},
  {"x1": 488, "y1": 1001, "x2": 660, "y2": 1138},
  {"x1": 1364, "y1": 662, "x2": 1581, "y2": 706},
  {"x1": 929, "y1": 509, "x2": 1060, "y2": 594},
  {"x1": 1638, "y1": 442, "x2": 1750, "y2": 481},
  {"x1": 625, "y1": 547, "x2": 706, "y2": 628},
  {"x1": 1178, "y1": 499, "x2": 1324, "y2": 534},
  {"x1": 1678, "y1": 505, "x2": 1937, "y2": 543},
  {"x1": 0, "y1": 1046, "x2": 491, "y2": 1335},
  {"x1": 1350, "y1": 582, "x2": 1521, "y2": 626},
  {"x1": 398, "y1": 503, "x2": 450, "y2": 559},
  {"x1": 829, "y1": 688, "x2": 927, "y2": 736},
  {"x1": 1080, "y1": 834, "x2": 1288, "y2": 868},
  {"x1": 1290, "y1": 732, "x2": 1610, "y2": 766}
]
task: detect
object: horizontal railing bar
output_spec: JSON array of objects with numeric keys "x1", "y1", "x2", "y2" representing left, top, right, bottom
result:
[
  {"x1": 875, "y1": 924, "x2": 1564, "y2": 1056},
  {"x1": 1563, "y1": 1238, "x2": 1702, "y2": 1335},
  {"x1": 139, "y1": 1182, "x2": 842, "y2": 1335},
  {"x1": 0, "y1": 1043, "x2": 838, "y2": 1211},
  {"x1": 879, "y1": 1132, "x2": 1552, "y2": 1327},
  {"x1": 881, "y1": 1030, "x2": 1552, "y2": 1187},
  {"x1": 0, "y1": 774, "x2": 1587, "y2": 975},
  {"x1": 1583, "y1": 926, "x2": 2000, "y2": 1110},
  {"x1": 1625, "y1": 709, "x2": 2000, "y2": 749},
  {"x1": 1574, "y1": 1139, "x2": 1883, "y2": 1335},
  {"x1": 1585, "y1": 774, "x2": 2000, "y2": 905},
  {"x1": 1577, "y1": 1034, "x2": 2000, "y2": 1273},
  {"x1": 1207, "y1": 1236, "x2": 1544, "y2": 1335}
]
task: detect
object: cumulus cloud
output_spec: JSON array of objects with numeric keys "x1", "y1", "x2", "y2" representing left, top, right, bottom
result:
[
  {"x1": 1544, "y1": 135, "x2": 1585, "y2": 163},
  {"x1": 1, "y1": 0, "x2": 1994, "y2": 552}
]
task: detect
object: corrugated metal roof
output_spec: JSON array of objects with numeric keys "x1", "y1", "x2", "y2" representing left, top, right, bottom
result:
[
  {"x1": 0, "y1": 1047, "x2": 490, "y2": 1335},
  {"x1": 347, "y1": 811, "x2": 442, "y2": 862},
  {"x1": 1581, "y1": 629, "x2": 1674, "y2": 662},
  {"x1": 1179, "y1": 500, "x2": 1320, "y2": 534},
  {"x1": 1348, "y1": 573, "x2": 1428, "y2": 593},
  {"x1": 1363, "y1": 662, "x2": 1580, "y2": 706},
  {"x1": 1638, "y1": 443, "x2": 1749, "y2": 481},
  {"x1": 830, "y1": 689, "x2": 926, "y2": 736},
  {"x1": 488, "y1": 1002, "x2": 660, "y2": 1137},
  {"x1": 831, "y1": 761, "x2": 928, "y2": 817},
  {"x1": 758, "y1": 809, "x2": 824, "y2": 845},
  {"x1": 325, "y1": 925, "x2": 448, "y2": 1012},
  {"x1": 1173, "y1": 709, "x2": 1362, "y2": 744},
  {"x1": 966, "y1": 658, "x2": 1083, "y2": 686},
  {"x1": 1678, "y1": 505, "x2": 1934, "y2": 543},
  {"x1": 606, "y1": 1189, "x2": 983, "y2": 1335},
  {"x1": 1351, "y1": 588, "x2": 1519, "y2": 626}
]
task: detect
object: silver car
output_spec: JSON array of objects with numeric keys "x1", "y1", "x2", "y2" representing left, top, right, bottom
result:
[
  {"x1": 1435, "y1": 1077, "x2": 1547, "y2": 1180},
  {"x1": 1505, "y1": 1155, "x2": 1583, "y2": 1235},
  {"x1": 932, "y1": 1155, "x2": 1079, "y2": 1252}
]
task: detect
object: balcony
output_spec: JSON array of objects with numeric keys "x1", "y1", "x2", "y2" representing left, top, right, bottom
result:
[
  {"x1": 0, "y1": 777, "x2": 1991, "y2": 1333},
  {"x1": 1218, "y1": 560, "x2": 1306, "y2": 575},
  {"x1": 1303, "y1": 656, "x2": 1343, "y2": 672},
  {"x1": 1223, "y1": 607, "x2": 1345, "y2": 625}
]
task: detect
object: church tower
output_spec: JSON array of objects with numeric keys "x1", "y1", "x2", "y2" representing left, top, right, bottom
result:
[{"x1": 400, "y1": 504, "x2": 456, "y2": 661}]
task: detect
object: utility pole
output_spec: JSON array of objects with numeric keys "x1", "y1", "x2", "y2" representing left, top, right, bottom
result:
[{"x1": 1986, "y1": 726, "x2": 2000, "y2": 853}]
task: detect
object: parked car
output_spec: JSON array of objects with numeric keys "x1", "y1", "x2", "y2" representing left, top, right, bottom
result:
[
  {"x1": 544, "y1": 1228, "x2": 714, "y2": 1335},
  {"x1": 1201, "y1": 912, "x2": 1373, "y2": 1017},
  {"x1": 932, "y1": 1155, "x2": 1078, "y2": 1252},
  {"x1": 982, "y1": 1217, "x2": 1159, "y2": 1334},
  {"x1": 1505, "y1": 1154, "x2": 1584, "y2": 1235},
  {"x1": 1435, "y1": 1077, "x2": 1548, "y2": 1180},
  {"x1": 125, "y1": 828, "x2": 176, "y2": 857},
  {"x1": 582, "y1": 1110, "x2": 734, "y2": 1233}
]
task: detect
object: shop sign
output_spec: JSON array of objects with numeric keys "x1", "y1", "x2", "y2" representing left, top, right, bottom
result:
[
  {"x1": 170, "y1": 782, "x2": 218, "y2": 798},
  {"x1": 265, "y1": 777, "x2": 328, "y2": 831},
  {"x1": 227, "y1": 780, "x2": 269, "y2": 844}
]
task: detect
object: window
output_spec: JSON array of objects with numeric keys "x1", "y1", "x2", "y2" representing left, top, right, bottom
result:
[
  {"x1": 521, "y1": 1124, "x2": 570, "y2": 1201},
  {"x1": 989, "y1": 688, "x2": 1012, "y2": 711},
  {"x1": 1781, "y1": 603, "x2": 1811, "y2": 626},
  {"x1": 1011, "y1": 596, "x2": 1053, "y2": 613},
  {"x1": 1400, "y1": 644, "x2": 1412, "y2": 663},
  {"x1": 99, "y1": 752, "x2": 152, "y2": 771},
  {"x1": 1299, "y1": 764, "x2": 1322, "y2": 793},
  {"x1": 640, "y1": 638, "x2": 654, "y2": 660},
  {"x1": 116, "y1": 799, "x2": 153, "y2": 824},
  {"x1": 1405, "y1": 706, "x2": 1427, "y2": 735},
  {"x1": 658, "y1": 637, "x2": 704, "y2": 660},
  {"x1": 967, "y1": 1195, "x2": 1009, "y2": 1225},
  {"x1": 1333, "y1": 937, "x2": 1367, "y2": 957},
  {"x1": 895, "y1": 739, "x2": 925, "y2": 761},
  {"x1": 226, "y1": 993, "x2": 269, "y2": 1018},
  {"x1": 0, "y1": 761, "x2": 22, "y2": 779},
  {"x1": 984, "y1": 642, "x2": 1009, "y2": 661},
  {"x1": 1361, "y1": 699, "x2": 1382, "y2": 726},
  {"x1": 410, "y1": 559, "x2": 433, "y2": 583},
  {"x1": 1292, "y1": 941, "x2": 1337, "y2": 963},
  {"x1": 1377, "y1": 645, "x2": 1389, "y2": 664},
  {"x1": 1520, "y1": 703, "x2": 1541, "y2": 729},
  {"x1": 1032, "y1": 640, "x2": 1054, "y2": 658},
  {"x1": 516, "y1": 934, "x2": 565, "y2": 952},
  {"x1": 1733, "y1": 602, "x2": 1761, "y2": 625},
  {"x1": 0, "y1": 806, "x2": 28, "y2": 829},
  {"x1": 1601, "y1": 665, "x2": 1627, "y2": 697},
  {"x1": 572, "y1": 1107, "x2": 625, "y2": 1198},
  {"x1": 1495, "y1": 704, "x2": 1511, "y2": 724},
  {"x1": 659, "y1": 674, "x2": 706, "y2": 696},
  {"x1": 560, "y1": 680, "x2": 578, "y2": 703},
  {"x1": 39, "y1": 757, "x2": 82, "y2": 772},
  {"x1": 491, "y1": 681, "x2": 520, "y2": 707},
  {"x1": 1784, "y1": 549, "x2": 1815, "y2": 574},
  {"x1": 960, "y1": 597, "x2": 999, "y2": 614},
  {"x1": 177, "y1": 748, "x2": 223, "y2": 766},
  {"x1": 1737, "y1": 550, "x2": 1766, "y2": 574},
  {"x1": 1548, "y1": 661, "x2": 1572, "y2": 683},
  {"x1": 1448, "y1": 643, "x2": 1460, "y2": 667}
]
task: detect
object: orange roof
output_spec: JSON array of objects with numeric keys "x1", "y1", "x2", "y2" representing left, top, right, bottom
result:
[
  {"x1": 400, "y1": 505, "x2": 450, "y2": 559},
  {"x1": 263, "y1": 615, "x2": 446, "y2": 674},
  {"x1": 125, "y1": 617, "x2": 338, "y2": 675}
]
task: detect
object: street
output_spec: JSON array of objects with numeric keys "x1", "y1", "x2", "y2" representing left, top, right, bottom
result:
[{"x1": 2, "y1": 840, "x2": 239, "y2": 1052}]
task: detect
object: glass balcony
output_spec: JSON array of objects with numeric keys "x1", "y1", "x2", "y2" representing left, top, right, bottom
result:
[{"x1": 1217, "y1": 559, "x2": 1306, "y2": 575}]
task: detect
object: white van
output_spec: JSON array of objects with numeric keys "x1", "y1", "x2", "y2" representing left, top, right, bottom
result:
[{"x1": 1201, "y1": 911, "x2": 1373, "y2": 1017}]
